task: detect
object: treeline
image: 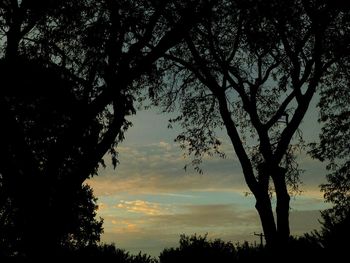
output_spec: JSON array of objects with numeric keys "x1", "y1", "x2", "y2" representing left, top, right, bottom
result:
[{"x1": 8, "y1": 229, "x2": 346, "y2": 262}]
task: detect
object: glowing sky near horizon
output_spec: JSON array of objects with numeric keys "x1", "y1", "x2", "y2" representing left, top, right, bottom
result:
[{"x1": 87, "y1": 103, "x2": 329, "y2": 256}]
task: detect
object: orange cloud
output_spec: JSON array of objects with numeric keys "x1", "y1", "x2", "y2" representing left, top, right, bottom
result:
[
  {"x1": 115, "y1": 200, "x2": 168, "y2": 216},
  {"x1": 97, "y1": 202, "x2": 108, "y2": 211},
  {"x1": 109, "y1": 218, "x2": 141, "y2": 233}
]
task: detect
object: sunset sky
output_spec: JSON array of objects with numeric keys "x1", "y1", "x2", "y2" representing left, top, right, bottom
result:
[{"x1": 87, "y1": 100, "x2": 329, "y2": 256}]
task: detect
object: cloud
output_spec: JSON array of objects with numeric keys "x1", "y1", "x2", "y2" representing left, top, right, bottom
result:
[
  {"x1": 106, "y1": 218, "x2": 142, "y2": 233},
  {"x1": 106, "y1": 202, "x2": 262, "y2": 240},
  {"x1": 89, "y1": 138, "x2": 328, "y2": 200},
  {"x1": 99, "y1": 202, "x2": 262, "y2": 255},
  {"x1": 98, "y1": 197, "x2": 323, "y2": 256},
  {"x1": 88, "y1": 170, "x2": 247, "y2": 198},
  {"x1": 117, "y1": 142, "x2": 183, "y2": 167},
  {"x1": 151, "y1": 204, "x2": 260, "y2": 230},
  {"x1": 115, "y1": 200, "x2": 168, "y2": 216},
  {"x1": 87, "y1": 139, "x2": 245, "y2": 197},
  {"x1": 87, "y1": 130, "x2": 328, "y2": 256},
  {"x1": 158, "y1": 141, "x2": 172, "y2": 151}
]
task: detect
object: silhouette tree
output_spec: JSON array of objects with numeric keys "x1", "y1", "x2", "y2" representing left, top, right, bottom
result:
[
  {"x1": 152, "y1": 0, "x2": 350, "y2": 247},
  {"x1": 309, "y1": 53, "x2": 350, "y2": 222},
  {"x1": 0, "y1": 183, "x2": 103, "y2": 257},
  {"x1": 0, "y1": 0, "x2": 213, "y2": 258},
  {"x1": 308, "y1": 18, "x2": 350, "y2": 257},
  {"x1": 0, "y1": 59, "x2": 105, "y2": 257},
  {"x1": 58, "y1": 184, "x2": 103, "y2": 250}
]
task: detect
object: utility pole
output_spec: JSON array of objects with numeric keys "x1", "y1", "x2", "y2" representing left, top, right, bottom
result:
[{"x1": 254, "y1": 232, "x2": 264, "y2": 247}]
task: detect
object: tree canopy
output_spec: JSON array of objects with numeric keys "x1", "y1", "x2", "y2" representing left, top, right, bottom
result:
[
  {"x1": 0, "y1": 0, "x2": 213, "y2": 258},
  {"x1": 310, "y1": 55, "x2": 350, "y2": 221},
  {"x1": 308, "y1": 7, "x2": 350, "y2": 255},
  {"x1": 152, "y1": 0, "x2": 350, "y2": 247}
]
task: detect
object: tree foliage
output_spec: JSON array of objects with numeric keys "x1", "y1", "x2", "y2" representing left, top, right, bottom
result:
[
  {"x1": 0, "y1": 0, "x2": 212, "y2": 258},
  {"x1": 152, "y1": 0, "x2": 350, "y2": 246},
  {"x1": 59, "y1": 184, "x2": 104, "y2": 250},
  {"x1": 159, "y1": 234, "x2": 255, "y2": 263},
  {"x1": 307, "y1": 5, "x2": 350, "y2": 256},
  {"x1": 310, "y1": 56, "x2": 350, "y2": 221},
  {"x1": 158, "y1": 234, "x2": 325, "y2": 263}
]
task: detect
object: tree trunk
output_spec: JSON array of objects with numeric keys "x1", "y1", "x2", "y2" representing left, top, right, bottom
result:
[
  {"x1": 272, "y1": 167, "x2": 291, "y2": 244},
  {"x1": 253, "y1": 166, "x2": 291, "y2": 248},
  {"x1": 254, "y1": 190, "x2": 277, "y2": 247}
]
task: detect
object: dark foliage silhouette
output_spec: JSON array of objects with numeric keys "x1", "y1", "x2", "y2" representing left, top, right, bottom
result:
[
  {"x1": 159, "y1": 234, "x2": 274, "y2": 263},
  {"x1": 60, "y1": 243, "x2": 157, "y2": 263},
  {"x1": 0, "y1": 0, "x2": 213, "y2": 259},
  {"x1": 0, "y1": 182, "x2": 103, "y2": 258},
  {"x1": 151, "y1": 0, "x2": 350, "y2": 247},
  {"x1": 58, "y1": 185, "x2": 103, "y2": 250},
  {"x1": 159, "y1": 234, "x2": 338, "y2": 263},
  {"x1": 310, "y1": 211, "x2": 350, "y2": 260},
  {"x1": 160, "y1": 234, "x2": 238, "y2": 263},
  {"x1": 0, "y1": 58, "x2": 105, "y2": 257},
  {"x1": 307, "y1": 7, "x2": 350, "y2": 258}
]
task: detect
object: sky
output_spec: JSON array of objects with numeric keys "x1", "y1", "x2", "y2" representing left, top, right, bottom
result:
[{"x1": 87, "y1": 101, "x2": 329, "y2": 257}]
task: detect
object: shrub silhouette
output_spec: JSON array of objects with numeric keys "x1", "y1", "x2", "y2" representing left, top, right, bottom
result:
[
  {"x1": 303, "y1": 209, "x2": 350, "y2": 261},
  {"x1": 158, "y1": 233, "x2": 340, "y2": 263},
  {"x1": 0, "y1": 232, "x2": 343, "y2": 262},
  {"x1": 56, "y1": 243, "x2": 157, "y2": 263},
  {"x1": 159, "y1": 234, "x2": 265, "y2": 263}
]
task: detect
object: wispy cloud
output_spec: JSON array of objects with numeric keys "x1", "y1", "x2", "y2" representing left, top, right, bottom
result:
[
  {"x1": 89, "y1": 139, "x2": 327, "y2": 198},
  {"x1": 87, "y1": 126, "x2": 328, "y2": 256},
  {"x1": 151, "y1": 204, "x2": 260, "y2": 229},
  {"x1": 99, "y1": 199, "x2": 323, "y2": 256},
  {"x1": 108, "y1": 218, "x2": 142, "y2": 233},
  {"x1": 115, "y1": 200, "x2": 169, "y2": 216}
]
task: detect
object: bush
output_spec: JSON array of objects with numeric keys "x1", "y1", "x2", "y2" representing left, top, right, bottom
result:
[{"x1": 159, "y1": 234, "x2": 264, "y2": 263}]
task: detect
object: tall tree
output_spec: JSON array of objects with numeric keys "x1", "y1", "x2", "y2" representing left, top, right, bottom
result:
[
  {"x1": 308, "y1": 6, "x2": 350, "y2": 254},
  {"x1": 0, "y1": 0, "x2": 212, "y2": 258},
  {"x1": 310, "y1": 53, "x2": 350, "y2": 222},
  {"x1": 152, "y1": 0, "x2": 349, "y2": 247}
]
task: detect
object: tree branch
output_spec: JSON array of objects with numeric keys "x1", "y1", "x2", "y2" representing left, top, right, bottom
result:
[
  {"x1": 265, "y1": 90, "x2": 296, "y2": 129},
  {"x1": 216, "y1": 91, "x2": 258, "y2": 194}
]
